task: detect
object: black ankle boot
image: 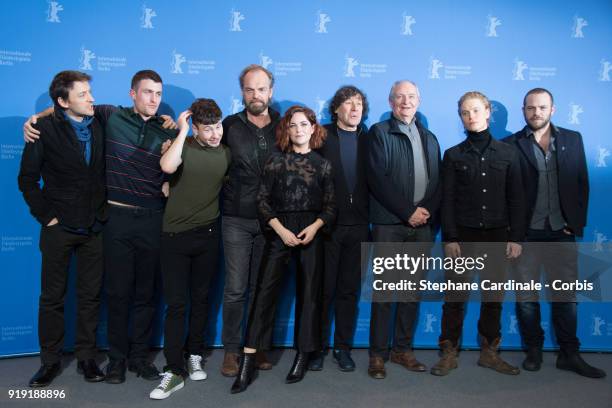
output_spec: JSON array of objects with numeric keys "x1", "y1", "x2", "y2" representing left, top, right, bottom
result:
[
  {"x1": 286, "y1": 352, "x2": 309, "y2": 384},
  {"x1": 522, "y1": 347, "x2": 543, "y2": 371},
  {"x1": 557, "y1": 350, "x2": 607, "y2": 379},
  {"x1": 231, "y1": 353, "x2": 257, "y2": 394}
]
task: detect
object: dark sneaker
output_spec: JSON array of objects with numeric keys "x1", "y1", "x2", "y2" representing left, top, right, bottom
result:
[
  {"x1": 333, "y1": 349, "x2": 355, "y2": 372},
  {"x1": 308, "y1": 351, "x2": 324, "y2": 371},
  {"x1": 128, "y1": 362, "x2": 160, "y2": 381}
]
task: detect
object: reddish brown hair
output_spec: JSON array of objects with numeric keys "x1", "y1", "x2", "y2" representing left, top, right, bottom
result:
[{"x1": 276, "y1": 105, "x2": 327, "y2": 152}]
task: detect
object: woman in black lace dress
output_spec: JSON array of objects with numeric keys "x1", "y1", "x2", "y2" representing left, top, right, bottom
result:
[{"x1": 231, "y1": 105, "x2": 336, "y2": 393}]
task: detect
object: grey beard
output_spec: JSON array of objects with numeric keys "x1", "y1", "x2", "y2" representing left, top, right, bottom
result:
[{"x1": 245, "y1": 100, "x2": 269, "y2": 115}]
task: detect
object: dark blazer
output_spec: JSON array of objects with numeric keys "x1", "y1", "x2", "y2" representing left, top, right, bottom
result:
[
  {"x1": 316, "y1": 123, "x2": 368, "y2": 225},
  {"x1": 364, "y1": 116, "x2": 441, "y2": 225},
  {"x1": 503, "y1": 125, "x2": 589, "y2": 237},
  {"x1": 18, "y1": 111, "x2": 107, "y2": 228}
]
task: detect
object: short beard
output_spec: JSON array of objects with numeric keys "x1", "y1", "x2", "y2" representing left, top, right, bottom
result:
[
  {"x1": 527, "y1": 116, "x2": 550, "y2": 131},
  {"x1": 244, "y1": 99, "x2": 269, "y2": 115}
]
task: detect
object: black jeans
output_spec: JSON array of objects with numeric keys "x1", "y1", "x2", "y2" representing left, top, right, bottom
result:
[
  {"x1": 369, "y1": 224, "x2": 433, "y2": 358},
  {"x1": 161, "y1": 222, "x2": 220, "y2": 376},
  {"x1": 321, "y1": 224, "x2": 369, "y2": 351},
  {"x1": 246, "y1": 213, "x2": 323, "y2": 353},
  {"x1": 440, "y1": 227, "x2": 508, "y2": 346},
  {"x1": 104, "y1": 205, "x2": 162, "y2": 363},
  {"x1": 221, "y1": 216, "x2": 268, "y2": 353},
  {"x1": 38, "y1": 225, "x2": 103, "y2": 364},
  {"x1": 514, "y1": 227, "x2": 580, "y2": 352}
]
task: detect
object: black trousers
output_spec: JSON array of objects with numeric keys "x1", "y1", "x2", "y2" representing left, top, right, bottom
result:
[
  {"x1": 321, "y1": 224, "x2": 369, "y2": 351},
  {"x1": 104, "y1": 205, "x2": 162, "y2": 363},
  {"x1": 246, "y1": 213, "x2": 323, "y2": 353},
  {"x1": 38, "y1": 225, "x2": 103, "y2": 364},
  {"x1": 439, "y1": 227, "x2": 508, "y2": 346},
  {"x1": 221, "y1": 216, "x2": 268, "y2": 353},
  {"x1": 514, "y1": 227, "x2": 580, "y2": 352},
  {"x1": 369, "y1": 224, "x2": 433, "y2": 358},
  {"x1": 161, "y1": 222, "x2": 220, "y2": 376}
]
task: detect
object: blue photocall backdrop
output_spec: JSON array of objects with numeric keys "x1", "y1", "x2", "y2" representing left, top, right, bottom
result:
[{"x1": 1, "y1": 1, "x2": 611, "y2": 357}]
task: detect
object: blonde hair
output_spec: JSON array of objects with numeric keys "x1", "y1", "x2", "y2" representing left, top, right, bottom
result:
[{"x1": 457, "y1": 91, "x2": 491, "y2": 115}]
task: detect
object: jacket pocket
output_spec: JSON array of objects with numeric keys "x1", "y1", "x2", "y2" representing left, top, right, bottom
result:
[
  {"x1": 453, "y1": 161, "x2": 474, "y2": 185},
  {"x1": 489, "y1": 160, "x2": 509, "y2": 186}
]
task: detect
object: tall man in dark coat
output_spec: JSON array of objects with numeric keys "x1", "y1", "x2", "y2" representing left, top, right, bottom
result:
[
  {"x1": 18, "y1": 71, "x2": 107, "y2": 387},
  {"x1": 504, "y1": 88, "x2": 606, "y2": 378}
]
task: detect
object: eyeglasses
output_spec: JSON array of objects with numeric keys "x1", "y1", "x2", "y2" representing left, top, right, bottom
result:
[{"x1": 256, "y1": 129, "x2": 267, "y2": 151}]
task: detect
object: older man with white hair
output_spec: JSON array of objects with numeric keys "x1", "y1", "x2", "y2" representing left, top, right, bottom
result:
[{"x1": 364, "y1": 80, "x2": 442, "y2": 379}]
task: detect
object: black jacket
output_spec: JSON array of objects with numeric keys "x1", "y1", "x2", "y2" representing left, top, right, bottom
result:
[
  {"x1": 221, "y1": 109, "x2": 280, "y2": 219},
  {"x1": 364, "y1": 116, "x2": 441, "y2": 225},
  {"x1": 503, "y1": 125, "x2": 589, "y2": 237},
  {"x1": 441, "y1": 133, "x2": 525, "y2": 242},
  {"x1": 316, "y1": 123, "x2": 368, "y2": 225},
  {"x1": 18, "y1": 111, "x2": 107, "y2": 228}
]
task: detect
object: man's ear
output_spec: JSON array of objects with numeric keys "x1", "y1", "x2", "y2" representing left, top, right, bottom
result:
[{"x1": 57, "y1": 97, "x2": 69, "y2": 109}]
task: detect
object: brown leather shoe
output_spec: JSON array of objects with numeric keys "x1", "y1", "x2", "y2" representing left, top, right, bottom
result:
[
  {"x1": 430, "y1": 340, "x2": 459, "y2": 376},
  {"x1": 390, "y1": 350, "x2": 427, "y2": 372},
  {"x1": 368, "y1": 356, "x2": 386, "y2": 379},
  {"x1": 221, "y1": 352, "x2": 240, "y2": 377},
  {"x1": 255, "y1": 351, "x2": 272, "y2": 370},
  {"x1": 478, "y1": 337, "x2": 520, "y2": 375}
]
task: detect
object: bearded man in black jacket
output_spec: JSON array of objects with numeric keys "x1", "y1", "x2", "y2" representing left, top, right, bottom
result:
[{"x1": 504, "y1": 88, "x2": 605, "y2": 379}]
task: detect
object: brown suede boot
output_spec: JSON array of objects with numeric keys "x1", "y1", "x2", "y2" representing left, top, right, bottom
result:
[
  {"x1": 430, "y1": 340, "x2": 458, "y2": 376},
  {"x1": 255, "y1": 351, "x2": 272, "y2": 370},
  {"x1": 390, "y1": 350, "x2": 426, "y2": 372},
  {"x1": 478, "y1": 337, "x2": 520, "y2": 375},
  {"x1": 367, "y1": 357, "x2": 386, "y2": 379},
  {"x1": 221, "y1": 352, "x2": 240, "y2": 377}
]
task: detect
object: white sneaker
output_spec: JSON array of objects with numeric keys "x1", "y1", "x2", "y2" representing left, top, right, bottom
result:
[
  {"x1": 149, "y1": 372, "x2": 184, "y2": 400},
  {"x1": 187, "y1": 354, "x2": 207, "y2": 381}
]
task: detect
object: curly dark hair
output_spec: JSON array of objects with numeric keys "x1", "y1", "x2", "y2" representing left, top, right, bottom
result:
[
  {"x1": 189, "y1": 98, "x2": 222, "y2": 126},
  {"x1": 276, "y1": 105, "x2": 327, "y2": 152},
  {"x1": 328, "y1": 85, "x2": 368, "y2": 123}
]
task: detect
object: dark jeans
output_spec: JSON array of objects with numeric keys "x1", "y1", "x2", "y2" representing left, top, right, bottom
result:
[
  {"x1": 321, "y1": 224, "x2": 369, "y2": 351},
  {"x1": 161, "y1": 222, "x2": 220, "y2": 377},
  {"x1": 439, "y1": 227, "x2": 508, "y2": 346},
  {"x1": 38, "y1": 225, "x2": 103, "y2": 364},
  {"x1": 104, "y1": 205, "x2": 162, "y2": 363},
  {"x1": 514, "y1": 227, "x2": 580, "y2": 352},
  {"x1": 246, "y1": 213, "x2": 323, "y2": 353},
  {"x1": 369, "y1": 224, "x2": 433, "y2": 358},
  {"x1": 221, "y1": 216, "x2": 268, "y2": 353}
]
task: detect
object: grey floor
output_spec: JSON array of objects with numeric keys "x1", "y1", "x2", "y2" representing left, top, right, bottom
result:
[{"x1": 0, "y1": 349, "x2": 610, "y2": 408}]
